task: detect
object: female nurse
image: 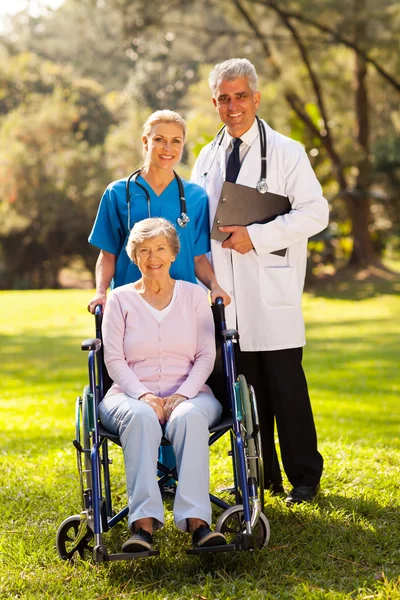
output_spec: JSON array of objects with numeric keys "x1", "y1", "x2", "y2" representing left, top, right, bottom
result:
[
  {"x1": 87, "y1": 109, "x2": 229, "y2": 486},
  {"x1": 87, "y1": 109, "x2": 229, "y2": 313}
]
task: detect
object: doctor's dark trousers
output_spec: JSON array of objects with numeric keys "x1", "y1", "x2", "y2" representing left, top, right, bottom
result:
[{"x1": 209, "y1": 345, "x2": 323, "y2": 488}]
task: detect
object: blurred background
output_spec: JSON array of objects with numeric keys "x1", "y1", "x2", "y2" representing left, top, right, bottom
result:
[{"x1": 0, "y1": 0, "x2": 399, "y2": 291}]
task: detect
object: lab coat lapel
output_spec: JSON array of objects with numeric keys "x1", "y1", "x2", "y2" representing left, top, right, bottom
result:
[
  {"x1": 236, "y1": 135, "x2": 261, "y2": 188},
  {"x1": 206, "y1": 144, "x2": 225, "y2": 223}
]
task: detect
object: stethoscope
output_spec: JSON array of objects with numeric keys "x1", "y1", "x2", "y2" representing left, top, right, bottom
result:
[
  {"x1": 201, "y1": 115, "x2": 269, "y2": 193},
  {"x1": 125, "y1": 169, "x2": 190, "y2": 231}
]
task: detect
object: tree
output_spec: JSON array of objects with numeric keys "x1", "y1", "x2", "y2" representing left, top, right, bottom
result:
[
  {"x1": 219, "y1": 0, "x2": 400, "y2": 267},
  {"x1": 106, "y1": 0, "x2": 400, "y2": 269},
  {"x1": 0, "y1": 52, "x2": 112, "y2": 288}
]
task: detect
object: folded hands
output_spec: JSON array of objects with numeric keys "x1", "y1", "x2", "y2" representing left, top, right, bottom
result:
[{"x1": 139, "y1": 392, "x2": 188, "y2": 424}]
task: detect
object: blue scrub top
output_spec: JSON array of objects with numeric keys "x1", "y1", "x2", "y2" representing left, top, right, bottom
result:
[{"x1": 88, "y1": 175, "x2": 211, "y2": 288}]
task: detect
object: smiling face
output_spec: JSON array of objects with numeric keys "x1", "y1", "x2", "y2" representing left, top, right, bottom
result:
[
  {"x1": 212, "y1": 76, "x2": 260, "y2": 138},
  {"x1": 134, "y1": 234, "x2": 175, "y2": 281},
  {"x1": 142, "y1": 122, "x2": 184, "y2": 172}
]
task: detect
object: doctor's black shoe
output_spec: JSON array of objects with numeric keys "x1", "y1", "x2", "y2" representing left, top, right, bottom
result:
[
  {"x1": 285, "y1": 485, "x2": 320, "y2": 505},
  {"x1": 265, "y1": 480, "x2": 285, "y2": 496},
  {"x1": 122, "y1": 528, "x2": 153, "y2": 552},
  {"x1": 192, "y1": 525, "x2": 227, "y2": 548}
]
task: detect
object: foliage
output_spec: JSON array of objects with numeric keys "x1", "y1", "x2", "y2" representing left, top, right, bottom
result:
[
  {"x1": 0, "y1": 53, "x2": 113, "y2": 288},
  {"x1": 0, "y1": 287, "x2": 400, "y2": 598},
  {"x1": 0, "y1": 0, "x2": 399, "y2": 286}
]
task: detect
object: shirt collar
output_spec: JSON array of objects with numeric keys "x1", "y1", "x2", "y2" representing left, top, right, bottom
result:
[{"x1": 224, "y1": 118, "x2": 259, "y2": 150}]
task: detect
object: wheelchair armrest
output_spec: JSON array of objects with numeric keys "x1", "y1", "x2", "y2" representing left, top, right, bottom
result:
[
  {"x1": 221, "y1": 329, "x2": 239, "y2": 342},
  {"x1": 81, "y1": 338, "x2": 102, "y2": 352}
]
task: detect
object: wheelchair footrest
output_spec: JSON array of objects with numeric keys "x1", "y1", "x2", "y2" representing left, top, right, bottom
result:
[
  {"x1": 93, "y1": 545, "x2": 159, "y2": 562},
  {"x1": 186, "y1": 543, "x2": 237, "y2": 555}
]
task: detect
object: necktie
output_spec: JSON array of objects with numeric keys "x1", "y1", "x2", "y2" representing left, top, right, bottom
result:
[{"x1": 225, "y1": 138, "x2": 243, "y2": 183}]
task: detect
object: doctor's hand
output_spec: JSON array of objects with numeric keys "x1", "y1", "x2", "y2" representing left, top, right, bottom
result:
[
  {"x1": 219, "y1": 226, "x2": 254, "y2": 254},
  {"x1": 210, "y1": 283, "x2": 231, "y2": 306},
  {"x1": 87, "y1": 292, "x2": 107, "y2": 314},
  {"x1": 139, "y1": 393, "x2": 166, "y2": 424},
  {"x1": 163, "y1": 394, "x2": 188, "y2": 422}
]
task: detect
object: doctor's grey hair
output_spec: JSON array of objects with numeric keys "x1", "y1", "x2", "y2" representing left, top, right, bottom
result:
[
  {"x1": 126, "y1": 217, "x2": 180, "y2": 263},
  {"x1": 209, "y1": 58, "x2": 258, "y2": 96}
]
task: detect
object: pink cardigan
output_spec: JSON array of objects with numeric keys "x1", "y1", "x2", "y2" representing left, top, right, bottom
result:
[{"x1": 102, "y1": 281, "x2": 216, "y2": 400}]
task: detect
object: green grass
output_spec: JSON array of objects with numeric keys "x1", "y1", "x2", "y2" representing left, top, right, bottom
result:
[{"x1": 0, "y1": 287, "x2": 399, "y2": 599}]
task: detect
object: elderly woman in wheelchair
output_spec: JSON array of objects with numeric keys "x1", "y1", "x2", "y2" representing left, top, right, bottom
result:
[{"x1": 99, "y1": 216, "x2": 227, "y2": 552}]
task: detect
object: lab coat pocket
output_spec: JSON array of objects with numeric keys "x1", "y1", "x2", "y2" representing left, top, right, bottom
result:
[{"x1": 260, "y1": 266, "x2": 301, "y2": 308}]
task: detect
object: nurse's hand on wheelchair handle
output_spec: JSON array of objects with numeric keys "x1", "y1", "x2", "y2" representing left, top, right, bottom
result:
[
  {"x1": 139, "y1": 392, "x2": 166, "y2": 423},
  {"x1": 87, "y1": 291, "x2": 107, "y2": 314},
  {"x1": 210, "y1": 283, "x2": 231, "y2": 307}
]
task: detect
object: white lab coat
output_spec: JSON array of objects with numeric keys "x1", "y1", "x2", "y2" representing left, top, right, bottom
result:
[{"x1": 191, "y1": 119, "x2": 329, "y2": 351}]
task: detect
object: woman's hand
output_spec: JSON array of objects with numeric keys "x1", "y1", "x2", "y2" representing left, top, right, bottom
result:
[
  {"x1": 139, "y1": 393, "x2": 166, "y2": 423},
  {"x1": 210, "y1": 283, "x2": 231, "y2": 306},
  {"x1": 163, "y1": 394, "x2": 188, "y2": 421}
]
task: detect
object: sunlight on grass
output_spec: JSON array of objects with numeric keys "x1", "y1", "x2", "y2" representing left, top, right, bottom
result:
[{"x1": 1, "y1": 289, "x2": 399, "y2": 599}]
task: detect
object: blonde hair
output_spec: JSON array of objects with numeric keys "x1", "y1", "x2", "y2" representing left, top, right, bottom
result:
[
  {"x1": 142, "y1": 109, "x2": 187, "y2": 141},
  {"x1": 126, "y1": 217, "x2": 180, "y2": 262}
]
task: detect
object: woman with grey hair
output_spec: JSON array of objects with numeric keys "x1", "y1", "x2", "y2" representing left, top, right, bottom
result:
[{"x1": 99, "y1": 217, "x2": 227, "y2": 552}]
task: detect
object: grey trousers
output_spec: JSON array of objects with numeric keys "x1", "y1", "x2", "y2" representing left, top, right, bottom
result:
[{"x1": 99, "y1": 391, "x2": 222, "y2": 531}]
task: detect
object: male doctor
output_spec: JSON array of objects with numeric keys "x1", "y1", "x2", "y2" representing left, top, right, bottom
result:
[{"x1": 191, "y1": 58, "x2": 329, "y2": 504}]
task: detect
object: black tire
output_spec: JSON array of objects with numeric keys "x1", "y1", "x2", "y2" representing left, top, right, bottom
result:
[
  {"x1": 248, "y1": 384, "x2": 265, "y2": 513},
  {"x1": 215, "y1": 505, "x2": 270, "y2": 549},
  {"x1": 82, "y1": 385, "x2": 93, "y2": 490},
  {"x1": 237, "y1": 375, "x2": 264, "y2": 512},
  {"x1": 56, "y1": 515, "x2": 94, "y2": 561}
]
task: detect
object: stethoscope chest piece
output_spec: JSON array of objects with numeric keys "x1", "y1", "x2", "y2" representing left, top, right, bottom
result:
[
  {"x1": 177, "y1": 213, "x2": 190, "y2": 228},
  {"x1": 256, "y1": 178, "x2": 269, "y2": 194}
]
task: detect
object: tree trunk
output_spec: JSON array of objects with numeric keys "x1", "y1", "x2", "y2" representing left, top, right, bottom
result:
[
  {"x1": 349, "y1": 0, "x2": 378, "y2": 266},
  {"x1": 345, "y1": 192, "x2": 377, "y2": 265}
]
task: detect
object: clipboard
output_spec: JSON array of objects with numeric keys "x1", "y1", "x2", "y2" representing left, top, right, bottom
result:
[{"x1": 211, "y1": 181, "x2": 291, "y2": 257}]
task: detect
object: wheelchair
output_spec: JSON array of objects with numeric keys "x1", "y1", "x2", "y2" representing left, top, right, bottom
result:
[{"x1": 56, "y1": 298, "x2": 270, "y2": 562}]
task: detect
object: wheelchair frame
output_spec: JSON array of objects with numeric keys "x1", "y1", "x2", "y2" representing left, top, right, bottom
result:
[{"x1": 56, "y1": 298, "x2": 269, "y2": 562}]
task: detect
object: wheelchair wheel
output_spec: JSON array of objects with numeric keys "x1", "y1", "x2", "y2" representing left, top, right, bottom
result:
[
  {"x1": 81, "y1": 385, "x2": 93, "y2": 490},
  {"x1": 237, "y1": 375, "x2": 264, "y2": 512},
  {"x1": 56, "y1": 515, "x2": 94, "y2": 560},
  {"x1": 215, "y1": 505, "x2": 270, "y2": 549}
]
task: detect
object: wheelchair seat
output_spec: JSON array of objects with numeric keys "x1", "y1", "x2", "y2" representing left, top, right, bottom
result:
[{"x1": 97, "y1": 414, "x2": 234, "y2": 448}]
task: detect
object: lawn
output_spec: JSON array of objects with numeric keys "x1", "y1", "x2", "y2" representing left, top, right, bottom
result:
[{"x1": 0, "y1": 285, "x2": 399, "y2": 600}]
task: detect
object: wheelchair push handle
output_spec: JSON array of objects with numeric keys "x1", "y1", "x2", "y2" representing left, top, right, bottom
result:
[
  {"x1": 212, "y1": 296, "x2": 226, "y2": 323},
  {"x1": 94, "y1": 304, "x2": 103, "y2": 337}
]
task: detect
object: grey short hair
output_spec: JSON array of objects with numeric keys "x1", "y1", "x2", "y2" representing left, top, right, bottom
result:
[
  {"x1": 209, "y1": 58, "x2": 258, "y2": 97},
  {"x1": 126, "y1": 217, "x2": 180, "y2": 262}
]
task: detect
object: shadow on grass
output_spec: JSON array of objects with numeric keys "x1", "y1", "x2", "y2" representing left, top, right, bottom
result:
[
  {"x1": 306, "y1": 273, "x2": 400, "y2": 301},
  {"x1": 95, "y1": 491, "x2": 400, "y2": 597},
  {"x1": 0, "y1": 332, "x2": 87, "y2": 387},
  {"x1": 1, "y1": 453, "x2": 400, "y2": 597},
  {"x1": 0, "y1": 431, "x2": 75, "y2": 456}
]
